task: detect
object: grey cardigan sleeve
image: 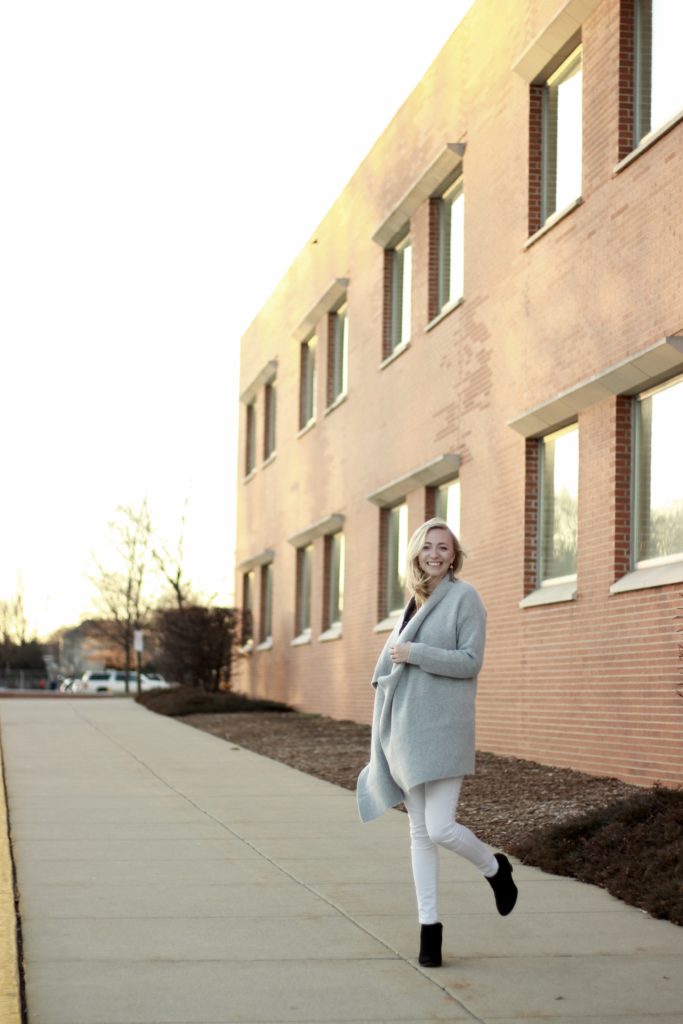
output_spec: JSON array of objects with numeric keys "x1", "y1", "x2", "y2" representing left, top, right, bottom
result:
[{"x1": 405, "y1": 590, "x2": 486, "y2": 679}]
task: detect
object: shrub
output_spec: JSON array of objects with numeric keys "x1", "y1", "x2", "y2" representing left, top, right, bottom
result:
[
  {"x1": 512, "y1": 785, "x2": 683, "y2": 924},
  {"x1": 136, "y1": 685, "x2": 292, "y2": 717}
]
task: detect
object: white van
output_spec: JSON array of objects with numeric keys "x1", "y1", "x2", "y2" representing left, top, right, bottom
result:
[{"x1": 78, "y1": 670, "x2": 170, "y2": 694}]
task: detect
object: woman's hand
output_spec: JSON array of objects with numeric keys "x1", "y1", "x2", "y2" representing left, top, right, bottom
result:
[{"x1": 390, "y1": 642, "x2": 411, "y2": 664}]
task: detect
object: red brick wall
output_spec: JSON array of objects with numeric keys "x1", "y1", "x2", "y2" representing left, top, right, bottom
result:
[
  {"x1": 381, "y1": 248, "x2": 394, "y2": 359},
  {"x1": 617, "y1": 0, "x2": 636, "y2": 160},
  {"x1": 528, "y1": 85, "x2": 544, "y2": 235},
  {"x1": 427, "y1": 198, "x2": 441, "y2": 322},
  {"x1": 235, "y1": 0, "x2": 683, "y2": 787},
  {"x1": 523, "y1": 438, "x2": 540, "y2": 596}
]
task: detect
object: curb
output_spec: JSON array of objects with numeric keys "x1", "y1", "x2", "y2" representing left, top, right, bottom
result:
[{"x1": 0, "y1": 728, "x2": 23, "y2": 1024}]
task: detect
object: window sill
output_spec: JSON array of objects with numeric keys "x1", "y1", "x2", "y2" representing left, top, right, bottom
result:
[
  {"x1": 519, "y1": 579, "x2": 577, "y2": 608},
  {"x1": 374, "y1": 614, "x2": 401, "y2": 633},
  {"x1": 609, "y1": 559, "x2": 683, "y2": 595},
  {"x1": 291, "y1": 631, "x2": 312, "y2": 647},
  {"x1": 297, "y1": 419, "x2": 316, "y2": 439},
  {"x1": 255, "y1": 638, "x2": 273, "y2": 652},
  {"x1": 425, "y1": 296, "x2": 463, "y2": 333},
  {"x1": 319, "y1": 625, "x2": 342, "y2": 643},
  {"x1": 237, "y1": 642, "x2": 254, "y2": 657},
  {"x1": 614, "y1": 109, "x2": 683, "y2": 176},
  {"x1": 525, "y1": 196, "x2": 583, "y2": 250},
  {"x1": 324, "y1": 392, "x2": 348, "y2": 417},
  {"x1": 262, "y1": 452, "x2": 277, "y2": 469},
  {"x1": 379, "y1": 341, "x2": 411, "y2": 370},
  {"x1": 242, "y1": 469, "x2": 257, "y2": 484}
]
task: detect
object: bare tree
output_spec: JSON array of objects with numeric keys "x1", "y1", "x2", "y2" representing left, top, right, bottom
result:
[
  {"x1": 11, "y1": 583, "x2": 28, "y2": 645},
  {"x1": 152, "y1": 500, "x2": 193, "y2": 609},
  {"x1": 0, "y1": 580, "x2": 29, "y2": 646},
  {"x1": 89, "y1": 500, "x2": 152, "y2": 694},
  {"x1": 0, "y1": 600, "x2": 14, "y2": 673},
  {"x1": 0, "y1": 583, "x2": 44, "y2": 685},
  {"x1": 1, "y1": 581, "x2": 32, "y2": 672}
]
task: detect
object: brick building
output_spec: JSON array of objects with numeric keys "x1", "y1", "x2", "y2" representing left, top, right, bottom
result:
[{"x1": 235, "y1": 0, "x2": 683, "y2": 788}]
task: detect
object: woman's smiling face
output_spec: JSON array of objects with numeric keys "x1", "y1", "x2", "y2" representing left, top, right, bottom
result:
[{"x1": 417, "y1": 527, "x2": 455, "y2": 588}]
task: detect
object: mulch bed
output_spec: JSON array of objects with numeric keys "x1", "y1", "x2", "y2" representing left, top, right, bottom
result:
[{"x1": 137, "y1": 689, "x2": 683, "y2": 925}]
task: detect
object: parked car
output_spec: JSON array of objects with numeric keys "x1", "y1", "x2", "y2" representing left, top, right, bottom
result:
[
  {"x1": 78, "y1": 670, "x2": 171, "y2": 694},
  {"x1": 142, "y1": 672, "x2": 171, "y2": 687}
]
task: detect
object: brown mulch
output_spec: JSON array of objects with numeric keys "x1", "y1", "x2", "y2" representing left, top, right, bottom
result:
[{"x1": 137, "y1": 690, "x2": 683, "y2": 925}]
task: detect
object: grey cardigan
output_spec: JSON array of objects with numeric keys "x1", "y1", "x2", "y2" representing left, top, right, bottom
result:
[{"x1": 357, "y1": 575, "x2": 486, "y2": 823}]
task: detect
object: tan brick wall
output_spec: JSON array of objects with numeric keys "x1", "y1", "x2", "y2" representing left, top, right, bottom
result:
[{"x1": 234, "y1": 0, "x2": 683, "y2": 787}]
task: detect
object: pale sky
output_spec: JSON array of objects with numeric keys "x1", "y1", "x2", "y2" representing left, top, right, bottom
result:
[{"x1": 0, "y1": 0, "x2": 474, "y2": 638}]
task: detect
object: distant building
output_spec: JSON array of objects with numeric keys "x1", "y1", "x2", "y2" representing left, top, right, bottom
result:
[
  {"x1": 235, "y1": 0, "x2": 683, "y2": 788},
  {"x1": 58, "y1": 620, "x2": 118, "y2": 676}
]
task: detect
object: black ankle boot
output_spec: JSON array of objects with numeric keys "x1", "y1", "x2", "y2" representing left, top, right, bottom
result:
[
  {"x1": 418, "y1": 922, "x2": 443, "y2": 967},
  {"x1": 485, "y1": 853, "x2": 518, "y2": 916}
]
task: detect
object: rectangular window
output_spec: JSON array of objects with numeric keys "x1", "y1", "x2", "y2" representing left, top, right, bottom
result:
[
  {"x1": 633, "y1": 376, "x2": 683, "y2": 566},
  {"x1": 295, "y1": 545, "x2": 313, "y2": 637},
  {"x1": 324, "y1": 532, "x2": 345, "y2": 630},
  {"x1": 299, "y1": 336, "x2": 317, "y2": 430},
  {"x1": 539, "y1": 424, "x2": 579, "y2": 584},
  {"x1": 541, "y1": 46, "x2": 582, "y2": 222},
  {"x1": 437, "y1": 176, "x2": 464, "y2": 312},
  {"x1": 328, "y1": 303, "x2": 349, "y2": 406},
  {"x1": 245, "y1": 401, "x2": 256, "y2": 475},
  {"x1": 241, "y1": 571, "x2": 255, "y2": 645},
  {"x1": 260, "y1": 562, "x2": 273, "y2": 643},
  {"x1": 634, "y1": 0, "x2": 683, "y2": 144},
  {"x1": 263, "y1": 380, "x2": 276, "y2": 460},
  {"x1": 434, "y1": 478, "x2": 461, "y2": 538},
  {"x1": 389, "y1": 232, "x2": 412, "y2": 353},
  {"x1": 385, "y1": 503, "x2": 408, "y2": 615}
]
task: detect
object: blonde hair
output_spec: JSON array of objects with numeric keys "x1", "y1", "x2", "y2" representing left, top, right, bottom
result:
[{"x1": 405, "y1": 517, "x2": 464, "y2": 606}]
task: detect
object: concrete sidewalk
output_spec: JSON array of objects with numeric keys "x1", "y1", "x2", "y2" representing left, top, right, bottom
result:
[{"x1": 0, "y1": 699, "x2": 682, "y2": 1024}]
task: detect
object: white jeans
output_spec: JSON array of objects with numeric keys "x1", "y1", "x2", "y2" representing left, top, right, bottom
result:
[{"x1": 403, "y1": 777, "x2": 499, "y2": 924}]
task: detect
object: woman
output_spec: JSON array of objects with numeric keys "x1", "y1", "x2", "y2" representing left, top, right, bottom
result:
[{"x1": 357, "y1": 517, "x2": 517, "y2": 968}]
